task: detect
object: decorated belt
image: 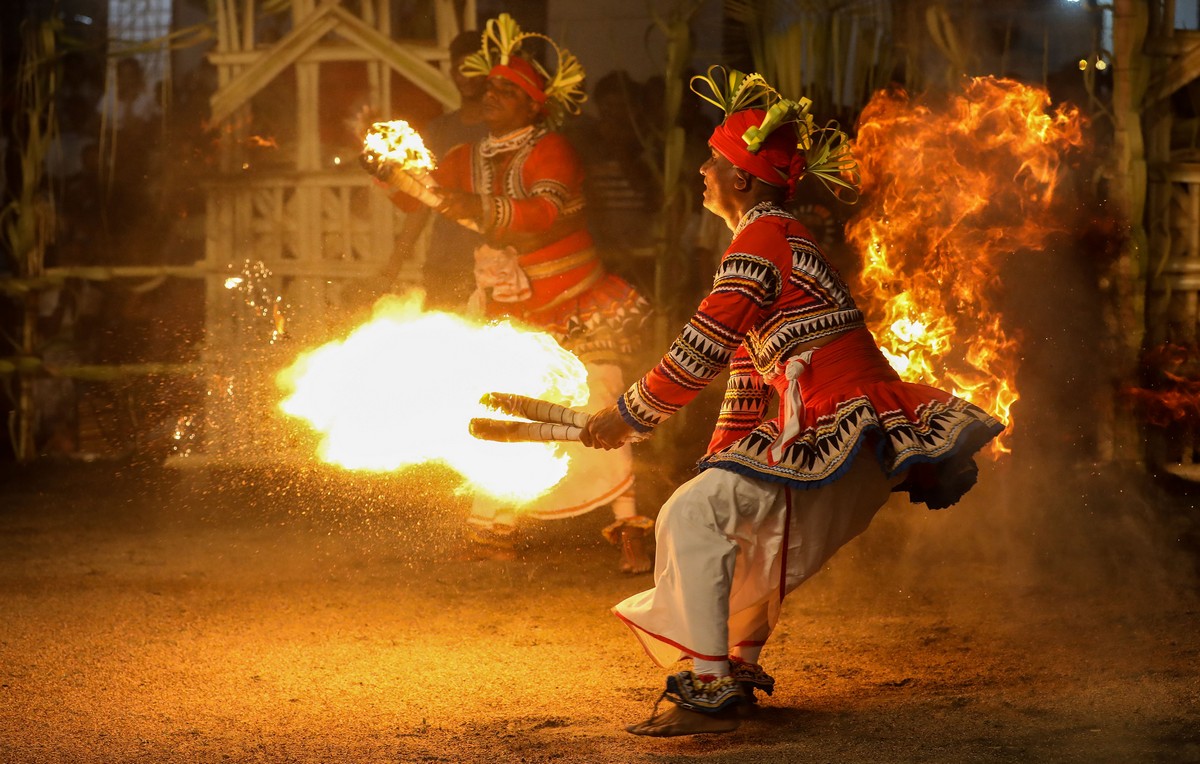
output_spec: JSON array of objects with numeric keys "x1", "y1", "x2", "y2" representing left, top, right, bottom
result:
[{"x1": 521, "y1": 248, "x2": 600, "y2": 280}]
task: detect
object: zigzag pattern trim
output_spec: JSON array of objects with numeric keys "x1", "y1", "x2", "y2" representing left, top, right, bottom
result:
[
  {"x1": 786, "y1": 234, "x2": 856, "y2": 308},
  {"x1": 711, "y1": 253, "x2": 781, "y2": 307},
  {"x1": 749, "y1": 308, "x2": 866, "y2": 373},
  {"x1": 528, "y1": 178, "x2": 572, "y2": 213},
  {"x1": 701, "y1": 396, "x2": 1001, "y2": 485}
]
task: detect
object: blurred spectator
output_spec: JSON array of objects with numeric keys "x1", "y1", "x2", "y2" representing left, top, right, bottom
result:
[
  {"x1": 383, "y1": 29, "x2": 488, "y2": 310},
  {"x1": 573, "y1": 71, "x2": 660, "y2": 256}
]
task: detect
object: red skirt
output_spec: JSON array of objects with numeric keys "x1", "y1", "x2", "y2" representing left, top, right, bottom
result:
[
  {"x1": 699, "y1": 328, "x2": 1004, "y2": 509},
  {"x1": 484, "y1": 231, "x2": 649, "y2": 363}
]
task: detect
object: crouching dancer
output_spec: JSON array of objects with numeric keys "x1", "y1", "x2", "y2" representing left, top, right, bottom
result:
[{"x1": 579, "y1": 68, "x2": 1004, "y2": 737}]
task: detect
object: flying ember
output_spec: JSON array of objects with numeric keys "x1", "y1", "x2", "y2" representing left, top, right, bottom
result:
[
  {"x1": 276, "y1": 294, "x2": 591, "y2": 503},
  {"x1": 846, "y1": 77, "x2": 1085, "y2": 454}
]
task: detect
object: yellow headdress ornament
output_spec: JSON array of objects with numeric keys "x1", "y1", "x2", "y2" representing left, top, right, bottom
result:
[{"x1": 460, "y1": 14, "x2": 586, "y2": 129}]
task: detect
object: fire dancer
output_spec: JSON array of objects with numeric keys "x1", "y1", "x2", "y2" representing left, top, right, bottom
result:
[
  {"x1": 371, "y1": 15, "x2": 652, "y2": 572},
  {"x1": 580, "y1": 68, "x2": 1005, "y2": 736}
]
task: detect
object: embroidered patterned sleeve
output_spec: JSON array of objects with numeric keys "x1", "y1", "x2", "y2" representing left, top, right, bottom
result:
[
  {"x1": 618, "y1": 251, "x2": 782, "y2": 433},
  {"x1": 706, "y1": 344, "x2": 771, "y2": 456},
  {"x1": 481, "y1": 134, "x2": 584, "y2": 234}
]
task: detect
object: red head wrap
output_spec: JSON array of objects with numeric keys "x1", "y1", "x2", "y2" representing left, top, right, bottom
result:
[
  {"x1": 709, "y1": 109, "x2": 807, "y2": 200},
  {"x1": 488, "y1": 57, "x2": 548, "y2": 105}
]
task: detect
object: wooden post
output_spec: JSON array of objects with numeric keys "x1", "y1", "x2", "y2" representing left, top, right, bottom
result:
[{"x1": 1104, "y1": 0, "x2": 1150, "y2": 466}]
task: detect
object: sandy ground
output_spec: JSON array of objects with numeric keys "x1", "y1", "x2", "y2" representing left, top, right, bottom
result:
[{"x1": 1, "y1": 452, "x2": 1198, "y2": 764}]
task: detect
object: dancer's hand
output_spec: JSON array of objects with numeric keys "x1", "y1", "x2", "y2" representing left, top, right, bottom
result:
[
  {"x1": 581, "y1": 405, "x2": 635, "y2": 450},
  {"x1": 437, "y1": 190, "x2": 483, "y2": 226}
]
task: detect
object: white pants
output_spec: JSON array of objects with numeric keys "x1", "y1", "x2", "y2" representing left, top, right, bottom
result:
[{"x1": 613, "y1": 455, "x2": 896, "y2": 666}]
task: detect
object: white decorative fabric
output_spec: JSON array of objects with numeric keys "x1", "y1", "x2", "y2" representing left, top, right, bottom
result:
[
  {"x1": 765, "y1": 349, "x2": 814, "y2": 464},
  {"x1": 469, "y1": 244, "x2": 532, "y2": 309}
]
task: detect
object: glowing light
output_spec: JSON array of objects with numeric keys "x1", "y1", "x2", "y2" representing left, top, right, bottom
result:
[
  {"x1": 1079, "y1": 59, "x2": 1088, "y2": 70},
  {"x1": 1095, "y1": 60, "x2": 1107, "y2": 71},
  {"x1": 225, "y1": 261, "x2": 288, "y2": 343},
  {"x1": 847, "y1": 77, "x2": 1085, "y2": 455},
  {"x1": 332, "y1": 156, "x2": 342, "y2": 166},
  {"x1": 362, "y1": 120, "x2": 436, "y2": 172},
  {"x1": 277, "y1": 293, "x2": 591, "y2": 503}
]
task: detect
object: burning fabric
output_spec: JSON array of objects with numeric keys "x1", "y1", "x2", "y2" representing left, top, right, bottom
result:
[{"x1": 846, "y1": 77, "x2": 1085, "y2": 453}]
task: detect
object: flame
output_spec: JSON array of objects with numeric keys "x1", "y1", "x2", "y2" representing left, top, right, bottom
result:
[
  {"x1": 846, "y1": 77, "x2": 1085, "y2": 454},
  {"x1": 276, "y1": 293, "x2": 590, "y2": 503},
  {"x1": 1124, "y1": 343, "x2": 1200, "y2": 427},
  {"x1": 362, "y1": 120, "x2": 436, "y2": 173}
]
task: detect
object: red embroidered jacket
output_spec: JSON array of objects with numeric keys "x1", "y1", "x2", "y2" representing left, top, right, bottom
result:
[{"x1": 618, "y1": 203, "x2": 866, "y2": 456}]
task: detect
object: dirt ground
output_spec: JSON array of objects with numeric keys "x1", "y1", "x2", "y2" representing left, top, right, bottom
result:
[{"x1": 1, "y1": 450, "x2": 1198, "y2": 764}]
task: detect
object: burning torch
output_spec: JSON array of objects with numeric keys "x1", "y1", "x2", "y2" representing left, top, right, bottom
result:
[
  {"x1": 360, "y1": 120, "x2": 480, "y2": 232},
  {"x1": 469, "y1": 392, "x2": 592, "y2": 442},
  {"x1": 470, "y1": 392, "x2": 648, "y2": 444}
]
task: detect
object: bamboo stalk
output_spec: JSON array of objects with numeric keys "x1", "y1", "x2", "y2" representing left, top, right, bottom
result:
[{"x1": 242, "y1": 0, "x2": 254, "y2": 54}]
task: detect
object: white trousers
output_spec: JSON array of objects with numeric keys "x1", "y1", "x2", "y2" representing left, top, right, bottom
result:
[{"x1": 613, "y1": 455, "x2": 896, "y2": 667}]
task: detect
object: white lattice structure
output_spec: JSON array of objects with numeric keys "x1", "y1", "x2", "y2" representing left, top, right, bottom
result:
[{"x1": 193, "y1": 0, "x2": 474, "y2": 466}]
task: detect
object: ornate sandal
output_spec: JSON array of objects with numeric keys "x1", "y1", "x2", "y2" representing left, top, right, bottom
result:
[
  {"x1": 663, "y1": 670, "x2": 744, "y2": 713},
  {"x1": 626, "y1": 671, "x2": 744, "y2": 737},
  {"x1": 729, "y1": 655, "x2": 775, "y2": 702}
]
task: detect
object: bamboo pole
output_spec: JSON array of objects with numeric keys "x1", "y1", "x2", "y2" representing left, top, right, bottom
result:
[
  {"x1": 1107, "y1": 0, "x2": 1150, "y2": 464},
  {"x1": 2, "y1": 18, "x2": 59, "y2": 463}
]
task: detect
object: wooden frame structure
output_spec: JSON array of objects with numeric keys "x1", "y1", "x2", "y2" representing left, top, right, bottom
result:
[
  {"x1": 192, "y1": 0, "x2": 474, "y2": 466},
  {"x1": 1140, "y1": 0, "x2": 1200, "y2": 478}
]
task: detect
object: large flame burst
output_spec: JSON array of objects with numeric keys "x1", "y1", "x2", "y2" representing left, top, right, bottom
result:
[
  {"x1": 276, "y1": 294, "x2": 590, "y2": 503},
  {"x1": 846, "y1": 77, "x2": 1085, "y2": 454}
]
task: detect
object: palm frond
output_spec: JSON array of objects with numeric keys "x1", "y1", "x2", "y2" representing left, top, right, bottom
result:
[
  {"x1": 689, "y1": 66, "x2": 774, "y2": 116},
  {"x1": 800, "y1": 121, "x2": 860, "y2": 202}
]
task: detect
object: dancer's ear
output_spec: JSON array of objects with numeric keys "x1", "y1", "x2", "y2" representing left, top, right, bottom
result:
[{"x1": 733, "y1": 168, "x2": 752, "y2": 192}]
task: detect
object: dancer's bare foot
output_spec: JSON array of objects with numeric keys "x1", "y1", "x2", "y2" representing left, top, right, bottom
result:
[
  {"x1": 625, "y1": 705, "x2": 740, "y2": 737},
  {"x1": 617, "y1": 526, "x2": 652, "y2": 574}
]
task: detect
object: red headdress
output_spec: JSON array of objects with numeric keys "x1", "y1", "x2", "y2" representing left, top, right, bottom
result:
[
  {"x1": 709, "y1": 108, "x2": 807, "y2": 200},
  {"x1": 460, "y1": 13, "x2": 586, "y2": 127},
  {"x1": 691, "y1": 66, "x2": 859, "y2": 202},
  {"x1": 489, "y1": 56, "x2": 548, "y2": 105}
]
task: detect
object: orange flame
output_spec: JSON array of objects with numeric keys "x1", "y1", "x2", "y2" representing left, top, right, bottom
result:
[
  {"x1": 846, "y1": 77, "x2": 1085, "y2": 454},
  {"x1": 276, "y1": 294, "x2": 590, "y2": 504},
  {"x1": 362, "y1": 120, "x2": 436, "y2": 172},
  {"x1": 1123, "y1": 343, "x2": 1200, "y2": 426}
]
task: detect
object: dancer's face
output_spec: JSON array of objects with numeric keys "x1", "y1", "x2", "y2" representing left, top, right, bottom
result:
[
  {"x1": 482, "y1": 77, "x2": 540, "y2": 136},
  {"x1": 700, "y1": 147, "x2": 744, "y2": 225}
]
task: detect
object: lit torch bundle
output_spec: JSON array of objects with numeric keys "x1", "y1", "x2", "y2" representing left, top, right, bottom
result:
[
  {"x1": 360, "y1": 120, "x2": 480, "y2": 232},
  {"x1": 470, "y1": 392, "x2": 592, "y2": 442}
]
